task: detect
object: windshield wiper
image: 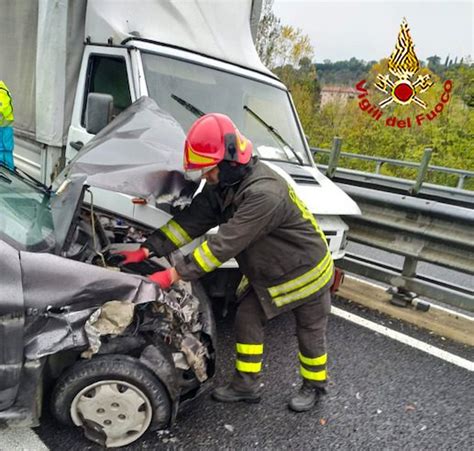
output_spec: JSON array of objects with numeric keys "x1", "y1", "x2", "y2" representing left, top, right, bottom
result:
[
  {"x1": 243, "y1": 105, "x2": 303, "y2": 165},
  {"x1": 14, "y1": 166, "x2": 51, "y2": 193},
  {"x1": 171, "y1": 94, "x2": 205, "y2": 118}
]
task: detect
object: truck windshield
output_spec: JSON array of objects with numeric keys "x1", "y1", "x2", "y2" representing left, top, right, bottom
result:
[
  {"x1": 141, "y1": 53, "x2": 310, "y2": 165},
  {"x1": 0, "y1": 165, "x2": 55, "y2": 251}
]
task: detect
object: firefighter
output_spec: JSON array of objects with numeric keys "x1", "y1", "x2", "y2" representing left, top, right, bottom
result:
[
  {"x1": 0, "y1": 80, "x2": 15, "y2": 170},
  {"x1": 117, "y1": 114, "x2": 334, "y2": 412}
]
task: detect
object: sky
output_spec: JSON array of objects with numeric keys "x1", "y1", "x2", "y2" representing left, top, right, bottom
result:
[{"x1": 273, "y1": 0, "x2": 473, "y2": 63}]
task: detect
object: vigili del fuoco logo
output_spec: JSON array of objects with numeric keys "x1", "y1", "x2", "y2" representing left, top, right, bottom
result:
[{"x1": 355, "y1": 19, "x2": 453, "y2": 128}]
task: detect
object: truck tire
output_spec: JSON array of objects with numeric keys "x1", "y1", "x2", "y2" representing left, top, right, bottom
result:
[{"x1": 51, "y1": 354, "x2": 170, "y2": 448}]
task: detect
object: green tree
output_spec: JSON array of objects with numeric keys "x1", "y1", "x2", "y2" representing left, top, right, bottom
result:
[
  {"x1": 255, "y1": 0, "x2": 281, "y2": 68},
  {"x1": 256, "y1": 1, "x2": 314, "y2": 70}
]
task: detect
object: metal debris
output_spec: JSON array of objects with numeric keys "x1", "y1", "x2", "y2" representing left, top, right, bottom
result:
[
  {"x1": 80, "y1": 283, "x2": 208, "y2": 381},
  {"x1": 224, "y1": 424, "x2": 234, "y2": 433},
  {"x1": 181, "y1": 334, "x2": 209, "y2": 382},
  {"x1": 82, "y1": 301, "x2": 135, "y2": 358},
  {"x1": 172, "y1": 352, "x2": 190, "y2": 370}
]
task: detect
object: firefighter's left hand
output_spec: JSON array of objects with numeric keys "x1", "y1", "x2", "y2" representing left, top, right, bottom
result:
[{"x1": 148, "y1": 268, "x2": 180, "y2": 289}]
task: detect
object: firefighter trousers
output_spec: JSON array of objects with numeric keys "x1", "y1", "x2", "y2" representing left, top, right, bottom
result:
[{"x1": 231, "y1": 288, "x2": 331, "y2": 392}]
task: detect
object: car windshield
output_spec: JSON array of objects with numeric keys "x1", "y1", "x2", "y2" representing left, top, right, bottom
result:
[
  {"x1": 0, "y1": 165, "x2": 55, "y2": 251},
  {"x1": 141, "y1": 53, "x2": 311, "y2": 165}
]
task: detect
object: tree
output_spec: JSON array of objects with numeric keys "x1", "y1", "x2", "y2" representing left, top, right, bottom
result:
[
  {"x1": 315, "y1": 59, "x2": 375, "y2": 85},
  {"x1": 255, "y1": 0, "x2": 281, "y2": 68},
  {"x1": 256, "y1": 0, "x2": 314, "y2": 70},
  {"x1": 427, "y1": 55, "x2": 441, "y2": 69},
  {"x1": 255, "y1": 0, "x2": 319, "y2": 132},
  {"x1": 273, "y1": 25, "x2": 314, "y2": 68}
]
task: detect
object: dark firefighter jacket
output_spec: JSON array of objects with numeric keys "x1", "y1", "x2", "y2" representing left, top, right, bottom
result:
[{"x1": 143, "y1": 158, "x2": 334, "y2": 319}]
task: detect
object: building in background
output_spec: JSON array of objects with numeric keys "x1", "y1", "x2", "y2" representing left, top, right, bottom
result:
[{"x1": 320, "y1": 86, "x2": 357, "y2": 106}]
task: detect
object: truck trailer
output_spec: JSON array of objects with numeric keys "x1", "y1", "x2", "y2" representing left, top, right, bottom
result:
[{"x1": 0, "y1": 0, "x2": 360, "y2": 291}]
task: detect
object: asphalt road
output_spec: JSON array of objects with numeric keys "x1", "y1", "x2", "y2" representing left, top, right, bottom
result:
[{"x1": 32, "y1": 296, "x2": 473, "y2": 450}]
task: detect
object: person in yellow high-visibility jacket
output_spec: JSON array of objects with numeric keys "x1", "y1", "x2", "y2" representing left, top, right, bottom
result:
[{"x1": 0, "y1": 80, "x2": 15, "y2": 170}]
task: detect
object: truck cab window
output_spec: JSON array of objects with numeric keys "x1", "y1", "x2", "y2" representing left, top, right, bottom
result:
[{"x1": 82, "y1": 55, "x2": 132, "y2": 125}]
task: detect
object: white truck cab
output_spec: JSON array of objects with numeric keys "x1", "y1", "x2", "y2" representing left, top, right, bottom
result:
[{"x1": 66, "y1": 40, "x2": 359, "y2": 260}]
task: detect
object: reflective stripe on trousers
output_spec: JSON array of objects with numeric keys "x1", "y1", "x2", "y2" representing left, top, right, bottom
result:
[
  {"x1": 235, "y1": 342, "x2": 264, "y2": 373},
  {"x1": 299, "y1": 352, "x2": 327, "y2": 382}
]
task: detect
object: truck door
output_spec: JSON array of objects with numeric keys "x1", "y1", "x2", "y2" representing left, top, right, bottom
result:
[
  {"x1": 66, "y1": 47, "x2": 136, "y2": 164},
  {"x1": 65, "y1": 47, "x2": 139, "y2": 219}
]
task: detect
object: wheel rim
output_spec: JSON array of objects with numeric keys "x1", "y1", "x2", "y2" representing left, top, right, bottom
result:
[{"x1": 70, "y1": 380, "x2": 153, "y2": 448}]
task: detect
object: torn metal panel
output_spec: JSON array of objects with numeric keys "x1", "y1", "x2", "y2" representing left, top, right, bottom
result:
[
  {"x1": 57, "y1": 97, "x2": 198, "y2": 203},
  {"x1": 81, "y1": 301, "x2": 135, "y2": 359},
  {"x1": 0, "y1": 241, "x2": 163, "y2": 359},
  {"x1": 76, "y1": 281, "x2": 209, "y2": 383},
  {"x1": 50, "y1": 174, "x2": 88, "y2": 254},
  {"x1": 180, "y1": 334, "x2": 209, "y2": 383},
  {"x1": 21, "y1": 248, "x2": 163, "y2": 311},
  {"x1": 172, "y1": 352, "x2": 190, "y2": 371}
]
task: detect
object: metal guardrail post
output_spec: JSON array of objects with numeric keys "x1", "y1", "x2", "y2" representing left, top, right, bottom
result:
[
  {"x1": 388, "y1": 256, "x2": 419, "y2": 307},
  {"x1": 411, "y1": 147, "x2": 433, "y2": 194},
  {"x1": 326, "y1": 137, "x2": 342, "y2": 179},
  {"x1": 402, "y1": 256, "x2": 418, "y2": 279},
  {"x1": 457, "y1": 175, "x2": 466, "y2": 190}
]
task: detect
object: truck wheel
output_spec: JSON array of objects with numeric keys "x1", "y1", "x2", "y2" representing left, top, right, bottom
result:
[{"x1": 51, "y1": 355, "x2": 170, "y2": 448}]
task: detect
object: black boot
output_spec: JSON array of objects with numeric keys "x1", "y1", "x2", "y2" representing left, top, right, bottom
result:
[
  {"x1": 288, "y1": 383, "x2": 327, "y2": 412},
  {"x1": 212, "y1": 384, "x2": 261, "y2": 403}
]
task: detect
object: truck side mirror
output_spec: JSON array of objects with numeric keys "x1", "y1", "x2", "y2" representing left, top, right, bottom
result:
[{"x1": 85, "y1": 93, "x2": 113, "y2": 135}]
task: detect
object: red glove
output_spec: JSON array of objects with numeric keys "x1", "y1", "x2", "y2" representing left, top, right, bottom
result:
[
  {"x1": 115, "y1": 247, "x2": 148, "y2": 265},
  {"x1": 148, "y1": 268, "x2": 174, "y2": 289}
]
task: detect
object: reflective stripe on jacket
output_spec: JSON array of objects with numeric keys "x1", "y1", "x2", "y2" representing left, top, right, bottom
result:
[
  {"x1": 144, "y1": 158, "x2": 333, "y2": 318},
  {"x1": 0, "y1": 81, "x2": 14, "y2": 126}
]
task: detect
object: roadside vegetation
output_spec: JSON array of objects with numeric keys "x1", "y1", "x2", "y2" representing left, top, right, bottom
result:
[{"x1": 256, "y1": 0, "x2": 474, "y2": 189}]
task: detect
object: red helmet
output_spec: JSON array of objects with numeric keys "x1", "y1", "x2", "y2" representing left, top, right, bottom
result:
[{"x1": 184, "y1": 113, "x2": 252, "y2": 172}]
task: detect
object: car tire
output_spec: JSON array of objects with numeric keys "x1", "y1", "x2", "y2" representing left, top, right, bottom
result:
[{"x1": 51, "y1": 354, "x2": 171, "y2": 448}]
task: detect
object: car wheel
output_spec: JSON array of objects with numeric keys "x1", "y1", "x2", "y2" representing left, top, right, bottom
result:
[{"x1": 51, "y1": 355, "x2": 171, "y2": 448}]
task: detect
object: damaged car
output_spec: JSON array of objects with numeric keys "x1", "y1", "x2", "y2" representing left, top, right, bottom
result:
[{"x1": 0, "y1": 98, "x2": 216, "y2": 447}]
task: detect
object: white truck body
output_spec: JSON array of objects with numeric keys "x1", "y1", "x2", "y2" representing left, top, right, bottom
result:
[{"x1": 1, "y1": 0, "x2": 360, "y2": 264}]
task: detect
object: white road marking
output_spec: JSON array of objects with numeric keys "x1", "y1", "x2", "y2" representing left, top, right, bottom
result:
[
  {"x1": 1, "y1": 428, "x2": 49, "y2": 450},
  {"x1": 331, "y1": 306, "x2": 474, "y2": 372}
]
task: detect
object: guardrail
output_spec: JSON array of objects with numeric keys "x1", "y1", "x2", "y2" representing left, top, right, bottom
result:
[
  {"x1": 337, "y1": 184, "x2": 474, "y2": 312},
  {"x1": 311, "y1": 138, "x2": 474, "y2": 191},
  {"x1": 311, "y1": 139, "x2": 474, "y2": 312}
]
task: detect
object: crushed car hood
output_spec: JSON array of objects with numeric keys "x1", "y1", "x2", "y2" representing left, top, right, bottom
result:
[
  {"x1": 57, "y1": 96, "x2": 197, "y2": 202},
  {"x1": 0, "y1": 240, "x2": 163, "y2": 359}
]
